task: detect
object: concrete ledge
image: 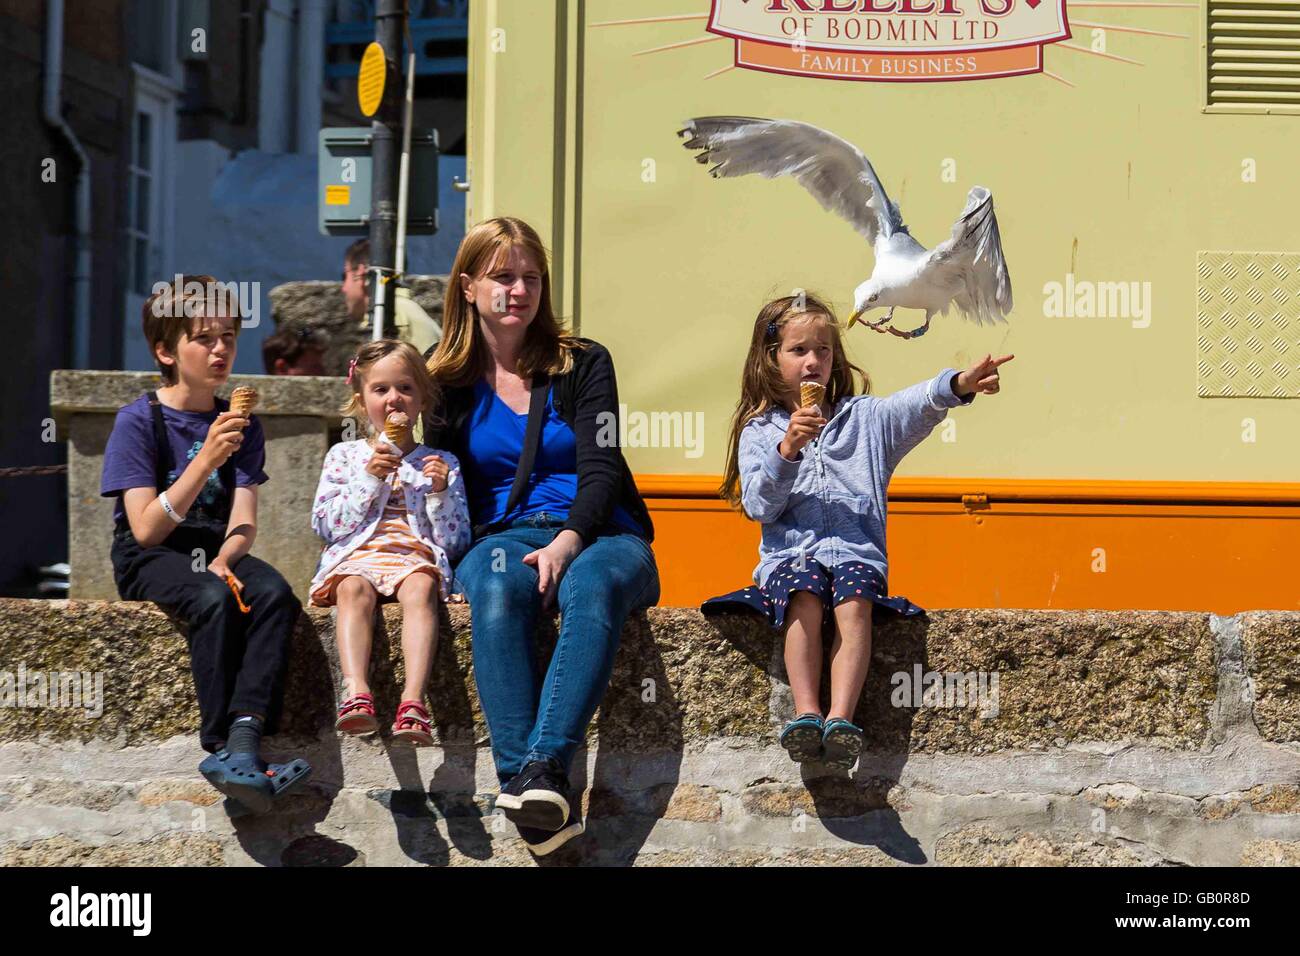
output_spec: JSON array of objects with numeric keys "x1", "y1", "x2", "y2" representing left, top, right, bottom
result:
[
  {"x1": 1, "y1": 600, "x2": 1298, "y2": 866},
  {"x1": 49, "y1": 370, "x2": 353, "y2": 429},
  {"x1": 51, "y1": 370, "x2": 353, "y2": 602}
]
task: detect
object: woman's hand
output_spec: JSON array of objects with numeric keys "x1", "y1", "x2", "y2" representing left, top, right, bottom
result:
[
  {"x1": 365, "y1": 445, "x2": 402, "y2": 479},
  {"x1": 522, "y1": 529, "x2": 584, "y2": 611},
  {"x1": 421, "y1": 454, "x2": 449, "y2": 492},
  {"x1": 778, "y1": 405, "x2": 827, "y2": 461},
  {"x1": 198, "y1": 411, "x2": 246, "y2": 470},
  {"x1": 956, "y1": 353, "x2": 1014, "y2": 397}
]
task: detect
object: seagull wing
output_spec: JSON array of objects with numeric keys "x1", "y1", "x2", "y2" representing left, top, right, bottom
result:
[
  {"x1": 925, "y1": 186, "x2": 1013, "y2": 326},
  {"x1": 678, "y1": 116, "x2": 903, "y2": 246}
]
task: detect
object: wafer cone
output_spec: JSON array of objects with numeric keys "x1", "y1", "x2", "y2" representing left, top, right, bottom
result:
[
  {"x1": 230, "y1": 386, "x2": 258, "y2": 423},
  {"x1": 384, "y1": 411, "x2": 411, "y2": 448},
  {"x1": 800, "y1": 381, "x2": 825, "y2": 409}
]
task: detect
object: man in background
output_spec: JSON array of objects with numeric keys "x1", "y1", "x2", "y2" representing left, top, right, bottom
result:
[
  {"x1": 341, "y1": 237, "x2": 441, "y2": 354},
  {"x1": 341, "y1": 238, "x2": 370, "y2": 326}
]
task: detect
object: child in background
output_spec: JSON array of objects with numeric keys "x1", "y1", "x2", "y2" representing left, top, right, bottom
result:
[
  {"x1": 309, "y1": 340, "x2": 471, "y2": 745},
  {"x1": 262, "y1": 325, "x2": 327, "y2": 376},
  {"x1": 703, "y1": 292, "x2": 1012, "y2": 770},
  {"x1": 102, "y1": 275, "x2": 311, "y2": 814}
]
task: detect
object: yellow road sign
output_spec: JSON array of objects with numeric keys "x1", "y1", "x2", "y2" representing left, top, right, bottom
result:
[{"x1": 357, "y1": 42, "x2": 386, "y2": 117}]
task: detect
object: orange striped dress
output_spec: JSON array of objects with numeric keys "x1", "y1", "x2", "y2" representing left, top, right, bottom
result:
[{"x1": 309, "y1": 471, "x2": 440, "y2": 606}]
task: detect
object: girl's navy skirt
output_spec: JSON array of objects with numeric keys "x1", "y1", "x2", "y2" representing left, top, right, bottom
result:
[{"x1": 700, "y1": 556, "x2": 926, "y2": 630}]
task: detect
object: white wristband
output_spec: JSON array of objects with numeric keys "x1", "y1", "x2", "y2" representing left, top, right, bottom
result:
[{"x1": 159, "y1": 490, "x2": 185, "y2": 524}]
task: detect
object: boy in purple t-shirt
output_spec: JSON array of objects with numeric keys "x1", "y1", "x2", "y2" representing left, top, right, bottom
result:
[{"x1": 101, "y1": 275, "x2": 311, "y2": 814}]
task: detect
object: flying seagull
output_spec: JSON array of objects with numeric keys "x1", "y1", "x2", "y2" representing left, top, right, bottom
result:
[{"x1": 678, "y1": 116, "x2": 1012, "y2": 339}]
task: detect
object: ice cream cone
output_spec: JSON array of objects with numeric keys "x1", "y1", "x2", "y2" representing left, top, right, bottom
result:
[
  {"x1": 229, "y1": 386, "x2": 258, "y2": 422},
  {"x1": 800, "y1": 381, "x2": 825, "y2": 409},
  {"x1": 384, "y1": 411, "x2": 411, "y2": 448}
]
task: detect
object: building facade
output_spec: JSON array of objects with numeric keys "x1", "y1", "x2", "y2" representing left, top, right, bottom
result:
[{"x1": 8, "y1": 0, "x2": 466, "y2": 594}]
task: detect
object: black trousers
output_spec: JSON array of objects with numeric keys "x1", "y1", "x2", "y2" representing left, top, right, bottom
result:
[{"x1": 111, "y1": 523, "x2": 300, "y2": 753}]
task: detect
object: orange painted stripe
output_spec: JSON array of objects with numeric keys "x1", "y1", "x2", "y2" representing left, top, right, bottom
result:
[
  {"x1": 635, "y1": 474, "x2": 1300, "y2": 505},
  {"x1": 633, "y1": 474, "x2": 1300, "y2": 614}
]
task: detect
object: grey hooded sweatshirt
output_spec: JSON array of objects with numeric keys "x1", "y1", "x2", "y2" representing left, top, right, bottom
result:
[{"x1": 738, "y1": 368, "x2": 974, "y2": 589}]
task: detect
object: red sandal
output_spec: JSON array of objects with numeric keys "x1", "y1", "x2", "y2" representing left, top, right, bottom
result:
[
  {"x1": 335, "y1": 693, "x2": 379, "y2": 735},
  {"x1": 391, "y1": 699, "x2": 434, "y2": 747}
]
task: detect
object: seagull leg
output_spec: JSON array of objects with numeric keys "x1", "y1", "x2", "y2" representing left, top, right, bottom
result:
[
  {"x1": 894, "y1": 310, "x2": 934, "y2": 339},
  {"x1": 862, "y1": 308, "x2": 895, "y2": 334}
]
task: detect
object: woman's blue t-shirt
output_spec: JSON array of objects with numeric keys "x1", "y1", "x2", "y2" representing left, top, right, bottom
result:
[{"x1": 461, "y1": 377, "x2": 641, "y2": 535}]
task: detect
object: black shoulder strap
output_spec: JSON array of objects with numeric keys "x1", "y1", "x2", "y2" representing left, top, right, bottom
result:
[
  {"x1": 552, "y1": 345, "x2": 585, "y2": 418},
  {"x1": 474, "y1": 373, "x2": 549, "y2": 537},
  {"x1": 502, "y1": 374, "x2": 550, "y2": 520},
  {"x1": 146, "y1": 391, "x2": 237, "y2": 516},
  {"x1": 146, "y1": 391, "x2": 173, "y2": 492}
]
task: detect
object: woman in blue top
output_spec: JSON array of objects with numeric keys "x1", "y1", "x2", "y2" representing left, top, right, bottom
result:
[{"x1": 422, "y1": 217, "x2": 659, "y2": 857}]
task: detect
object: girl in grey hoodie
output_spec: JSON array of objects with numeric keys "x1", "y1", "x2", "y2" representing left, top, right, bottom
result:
[{"x1": 703, "y1": 292, "x2": 1012, "y2": 769}]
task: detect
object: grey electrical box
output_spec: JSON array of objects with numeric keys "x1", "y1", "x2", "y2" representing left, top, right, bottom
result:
[{"x1": 318, "y1": 127, "x2": 439, "y2": 236}]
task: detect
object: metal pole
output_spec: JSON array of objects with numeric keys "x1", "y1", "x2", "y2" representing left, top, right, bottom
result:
[
  {"x1": 368, "y1": 0, "x2": 404, "y2": 341},
  {"x1": 394, "y1": 48, "x2": 416, "y2": 278},
  {"x1": 43, "y1": 0, "x2": 92, "y2": 369}
]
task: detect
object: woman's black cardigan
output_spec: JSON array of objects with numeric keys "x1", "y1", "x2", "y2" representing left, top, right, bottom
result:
[{"x1": 421, "y1": 338, "x2": 655, "y2": 545}]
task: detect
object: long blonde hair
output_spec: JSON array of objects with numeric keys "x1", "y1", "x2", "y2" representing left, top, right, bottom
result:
[
  {"x1": 427, "y1": 217, "x2": 585, "y2": 386},
  {"x1": 719, "y1": 293, "x2": 869, "y2": 510}
]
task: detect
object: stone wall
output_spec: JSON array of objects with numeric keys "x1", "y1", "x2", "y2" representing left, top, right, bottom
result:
[
  {"x1": 1, "y1": 599, "x2": 1298, "y2": 866},
  {"x1": 50, "y1": 370, "x2": 352, "y2": 602},
  {"x1": 268, "y1": 276, "x2": 448, "y2": 377}
]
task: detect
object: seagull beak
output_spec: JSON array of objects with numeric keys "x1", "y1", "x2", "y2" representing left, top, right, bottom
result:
[{"x1": 848, "y1": 307, "x2": 867, "y2": 328}]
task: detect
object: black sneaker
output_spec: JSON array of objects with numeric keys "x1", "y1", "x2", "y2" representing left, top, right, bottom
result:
[
  {"x1": 518, "y1": 818, "x2": 585, "y2": 857},
  {"x1": 494, "y1": 757, "x2": 571, "y2": 831}
]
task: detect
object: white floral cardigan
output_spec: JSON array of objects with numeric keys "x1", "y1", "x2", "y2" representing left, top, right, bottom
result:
[{"x1": 309, "y1": 439, "x2": 472, "y2": 602}]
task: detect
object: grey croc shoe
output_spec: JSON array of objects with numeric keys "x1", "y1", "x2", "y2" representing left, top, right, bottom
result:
[
  {"x1": 780, "y1": 713, "x2": 825, "y2": 763},
  {"x1": 821, "y1": 718, "x2": 864, "y2": 770}
]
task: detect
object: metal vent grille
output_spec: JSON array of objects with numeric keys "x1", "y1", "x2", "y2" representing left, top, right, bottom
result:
[
  {"x1": 1208, "y1": 1, "x2": 1300, "y2": 109},
  {"x1": 1196, "y1": 252, "x2": 1300, "y2": 398}
]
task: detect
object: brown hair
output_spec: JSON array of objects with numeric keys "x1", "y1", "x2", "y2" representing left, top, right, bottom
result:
[
  {"x1": 141, "y1": 274, "x2": 243, "y2": 385},
  {"x1": 426, "y1": 216, "x2": 584, "y2": 387},
  {"x1": 262, "y1": 325, "x2": 322, "y2": 373},
  {"x1": 344, "y1": 238, "x2": 369, "y2": 272},
  {"x1": 341, "y1": 339, "x2": 440, "y2": 432},
  {"x1": 718, "y1": 292, "x2": 869, "y2": 511}
]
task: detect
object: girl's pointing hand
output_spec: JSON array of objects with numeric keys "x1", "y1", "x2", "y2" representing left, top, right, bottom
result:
[{"x1": 957, "y1": 353, "x2": 1014, "y2": 397}]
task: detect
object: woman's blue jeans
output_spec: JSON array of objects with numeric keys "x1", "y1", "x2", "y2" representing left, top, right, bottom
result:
[{"x1": 454, "y1": 514, "x2": 660, "y2": 785}]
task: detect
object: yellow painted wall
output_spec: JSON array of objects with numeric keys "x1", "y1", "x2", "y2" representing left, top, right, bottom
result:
[{"x1": 469, "y1": 1, "x2": 1300, "y2": 482}]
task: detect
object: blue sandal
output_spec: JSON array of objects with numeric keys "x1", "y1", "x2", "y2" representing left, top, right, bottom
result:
[
  {"x1": 821, "y1": 718, "x2": 864, "y2": 770},
  {"x1": 779, "y1": 713, "x2": 825, "y2": 763},
  {"x1": 200, "y1": 750, "x2": 312, "y2": 815}
]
